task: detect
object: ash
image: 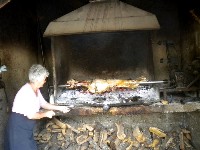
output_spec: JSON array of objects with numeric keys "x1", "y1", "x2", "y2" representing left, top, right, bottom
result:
[{"x1": 55, "y1": 85, "x2": 160, "y2": 106}]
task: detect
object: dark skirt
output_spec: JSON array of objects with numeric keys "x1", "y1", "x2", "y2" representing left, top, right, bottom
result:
[{"x1": 4, "y1": 112, "x2": 37, "y2": 150}]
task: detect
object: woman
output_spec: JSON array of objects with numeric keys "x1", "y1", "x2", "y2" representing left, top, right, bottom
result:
[{"x1": 4, "y1": 64, "x2": 70, "y2": 150}]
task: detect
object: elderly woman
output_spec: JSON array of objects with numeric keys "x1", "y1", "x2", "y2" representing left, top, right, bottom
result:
[{"x1": 4, "y1": 64, "x2": 70, "y2": 150}]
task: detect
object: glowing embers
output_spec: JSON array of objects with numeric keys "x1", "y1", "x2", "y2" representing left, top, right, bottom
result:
[{"x1": 56, "y1": 85, "x2": 160, "y2": 106}]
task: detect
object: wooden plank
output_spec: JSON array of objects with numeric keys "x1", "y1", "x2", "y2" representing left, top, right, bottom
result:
[{"x1": 0, "y1": 0, "x2": 10, "y2": 9}]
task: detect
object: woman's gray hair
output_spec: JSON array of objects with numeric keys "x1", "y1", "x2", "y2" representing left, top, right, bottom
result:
[{"x1": 28, "y1": 64, "x2": 49, "y2": 83}]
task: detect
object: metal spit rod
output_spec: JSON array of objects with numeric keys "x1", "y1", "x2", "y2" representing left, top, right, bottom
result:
[{"x1": 52, "y1": 80, "x2": 166, "y2": 88}]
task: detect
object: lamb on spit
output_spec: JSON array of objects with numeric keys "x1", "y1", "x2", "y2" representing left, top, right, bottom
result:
[{"x1": 66, "y1": 77, "x2": 147, "y2": 94}]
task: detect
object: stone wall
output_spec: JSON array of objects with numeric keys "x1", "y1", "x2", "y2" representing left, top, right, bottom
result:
[{"x1": 0, "y1": 88, "x2": 8, "y2": 149}]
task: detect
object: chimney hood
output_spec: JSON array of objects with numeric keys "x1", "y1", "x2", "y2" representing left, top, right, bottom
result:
[{"x1": 44, "y1": 0, "x2": 160, "y2": 37}]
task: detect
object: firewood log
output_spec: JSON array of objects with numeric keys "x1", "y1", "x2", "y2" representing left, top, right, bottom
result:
[
  {"x1": 115, "y1": 123, "x2": 126, "y2": 140},
  {"x1": 179, "y1": 131, "x2": 185, "y2": 150},
  {"x1": 76, "y1": 135, "x2": 90, "y2": 145},
  {"x1": 88, "y1": 138, "x2": 101, "y2": 150},
  {"x1": 123, "y1": 137, "x2": 140, "y2": 148},
  {"x1": 99, "y1": 129, "x2": 108, "y2": 148},
  {"x1": 52, "y1": 117, "x2": 67, "y2": 129},
  {"x1": 133, "y1": 126, "x2": 146, "y2": 143},
  {"x1": 57, "y1": 133, "x2": 65, "y2": 141},
  {"x1": 149, "y1": 127, "x2": 166, "y2": 138},
  {"x1": 93, "y1": 130, "x2": 100, "y2": 143},
  {"x1": 80, "y1": 142, "x2": 89, "y2": 150},
  {"x1": 148, "y1": 138, "x2": 159, "y2": 148}
]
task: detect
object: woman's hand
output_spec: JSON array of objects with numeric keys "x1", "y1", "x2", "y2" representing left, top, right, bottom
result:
[
  {"x1": 45, "y1": 110, "x2": 55, "y2": 118},
  {"x1": 58, "y1": 106, "x2": 71, "y2": 113},
  {"x1": 41, "y1": 103, "x2": 71, "y2": 114}
]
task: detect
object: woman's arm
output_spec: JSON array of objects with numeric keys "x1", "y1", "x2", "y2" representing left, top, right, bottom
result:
[
  {"x1": 27, "y1": 103, "x2": 70, "y2": 119},
  {"x1": 41, "y1": 102, "x2": 71, "y2": 113},
  {"x1": 38, "y1": 90, "x2": 70, "y2": 113},
  {"x1": 27, "y1": 110, "x2": 55, "y2": 119}
]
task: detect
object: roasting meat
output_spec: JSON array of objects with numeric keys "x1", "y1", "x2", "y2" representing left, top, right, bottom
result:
[{"x1": 66, "y1": 77, "x2": 147, "y2": 94}]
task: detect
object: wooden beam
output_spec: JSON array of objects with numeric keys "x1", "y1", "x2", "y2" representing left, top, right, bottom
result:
[
  {"x1": 53, "y1": 103, "x2": 200, "y2": 116},
  {"x1": 0, "y1": 0, "x2": 10, "y2": 9}
]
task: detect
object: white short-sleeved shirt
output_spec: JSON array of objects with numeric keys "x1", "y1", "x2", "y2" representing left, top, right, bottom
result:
[{"x1": 12, "y1": 83, "x2": 48, "y2": 116}]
